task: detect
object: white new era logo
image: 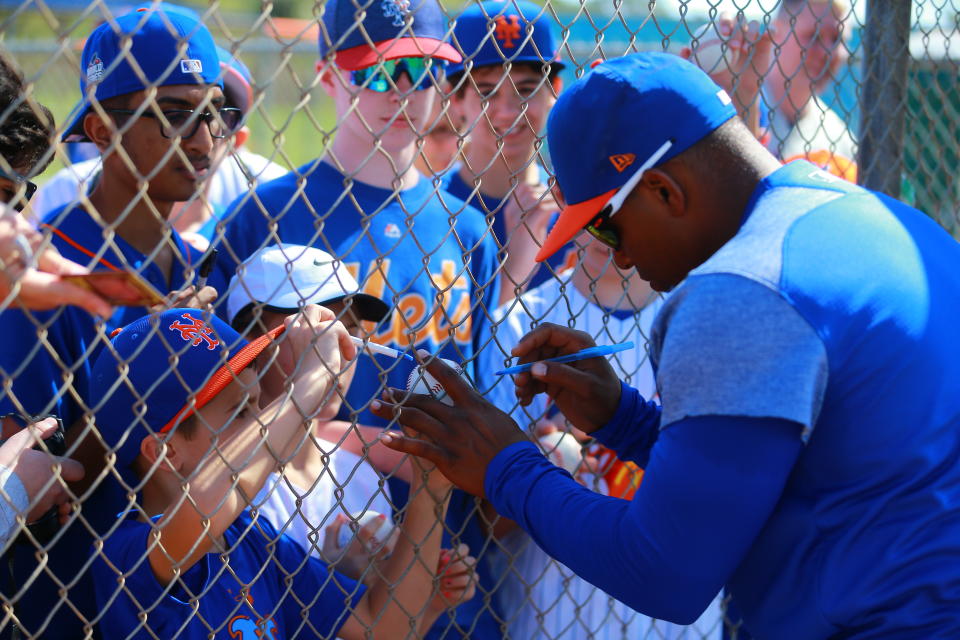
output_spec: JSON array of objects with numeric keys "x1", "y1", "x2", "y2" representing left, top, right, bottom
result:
[
  {"x1": 716, "y1": 89, "x2": 732, "y2": 105},
  {"x1": 180, "y1": 59, "x2": 203, "y2": 74}
]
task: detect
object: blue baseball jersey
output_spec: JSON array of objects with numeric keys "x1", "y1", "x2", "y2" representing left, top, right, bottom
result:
[
  {"x1": 443, "y1": 167, "x2": 577, "y2": 290},
  {"x1": 93, "y1": 510, "x2": 365, "y2": 639},
  {"x1": 219, "y1": 160, "x2": 505, "y2": 639},
  {"x1": 0, "y1": 204, "x2": 230, "y2": 640},
  {"x1": 484, "y1": 161, "x2": 960, "y2": 638},
  {"x1": 219, "y1": 160, "x2": 500, "y2": 426}
]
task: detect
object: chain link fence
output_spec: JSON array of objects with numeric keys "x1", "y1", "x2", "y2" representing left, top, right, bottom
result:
[{"x1": 0, "y1": 0, "x2": 953, "y2": 638}]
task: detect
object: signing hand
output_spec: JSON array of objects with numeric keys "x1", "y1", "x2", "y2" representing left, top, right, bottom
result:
[
  {"x1": 371, "y1": 351, "x2": 528, "y2": 498},
  {"x1": 511, "y1": 323, "x2": 622, "y2": 435},
  {"x1": 149, "y1": 284, "x2": 218, "y2": 314}
]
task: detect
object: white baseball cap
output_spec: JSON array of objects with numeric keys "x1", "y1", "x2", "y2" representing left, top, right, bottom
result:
[{"x1": 226, "y1": 244, "x2": 391, "y2": 326}]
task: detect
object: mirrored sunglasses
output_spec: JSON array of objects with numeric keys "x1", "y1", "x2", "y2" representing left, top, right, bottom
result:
[{"x1": 350, "y1": 57, "x2": 446, "y2": 93}]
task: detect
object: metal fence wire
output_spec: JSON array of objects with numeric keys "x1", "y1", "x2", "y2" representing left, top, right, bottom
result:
[{"x1": 0, "y1": 0, "x2": 953, "y2": 638}]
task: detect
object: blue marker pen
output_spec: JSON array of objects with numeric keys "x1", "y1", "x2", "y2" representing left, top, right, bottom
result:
[{"x1": 495, "y1": 341, "x2": 635, "y2": 376}]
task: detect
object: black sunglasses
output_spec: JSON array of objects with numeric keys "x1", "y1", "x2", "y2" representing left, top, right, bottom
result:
[
  {"x1": 106, "y1": 107, "x2": 243, "y2": 140},
  {"x1": 0, "y1": 168, "x2": 37, "y2": 212}
]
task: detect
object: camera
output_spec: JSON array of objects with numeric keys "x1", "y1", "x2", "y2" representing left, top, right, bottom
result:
[{"x1": 0, "y1": 414, "x2": 67, "y2": 547}]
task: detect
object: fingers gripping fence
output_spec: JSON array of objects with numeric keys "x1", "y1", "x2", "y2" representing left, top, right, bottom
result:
[{"x1": 0, "y1": 0, "x2": 950, "y2": 638}]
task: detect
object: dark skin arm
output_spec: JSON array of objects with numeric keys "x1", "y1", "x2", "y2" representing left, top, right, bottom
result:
[{"x1": 371, "y1": 325, "x2": 623, "y2": 497}]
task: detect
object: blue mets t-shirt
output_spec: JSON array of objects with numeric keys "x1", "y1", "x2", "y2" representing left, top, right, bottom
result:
[
  {"x1": 443, "y1": 167, "x2": 577, "y2": 290},
  {"x1": 93, "y1": 510, "x2": 365, "y2": 639},
  {"x1": 0, "y1": 204, "x2": 231, "y2": 640},
  {"x1": 219, "y1": 160, "x2": 500, "y2": 427}
]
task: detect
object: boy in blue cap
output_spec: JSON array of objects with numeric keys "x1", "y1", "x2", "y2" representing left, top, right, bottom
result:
[
  {"x1": 444, "y1": 1, "x2": 572, "y2": 303},
  {"x1": 375, "y1": 51, "x2": 960, "y2": 638},
  {"x1": 220, "y1": 2, "x2": 501, "y2": 637},
  {"x1": 0, "y1": 7, "x2": 235, "y2": 637},
  {"x1": 89, "y1": 304, "x2": 455, "y2": 639}
]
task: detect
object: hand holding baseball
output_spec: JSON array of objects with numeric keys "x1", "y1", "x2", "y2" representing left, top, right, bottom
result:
[{"x1": 371, "y1": 350, "x2": 528, "y2": 498}]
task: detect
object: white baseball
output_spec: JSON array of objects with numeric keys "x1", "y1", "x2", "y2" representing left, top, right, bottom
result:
[
  {"x1": 539, "y1": 431, "x2": 582, "y2": 476},
  {"x1": 336, "y1": 511, "x2": 394, "y2": 549},
  {"x1": 406, "y1": 358, "x2": 464, "y2": 405},
  {"x1": 689, "y1": 23, "x2": 727, "y2": 73}
]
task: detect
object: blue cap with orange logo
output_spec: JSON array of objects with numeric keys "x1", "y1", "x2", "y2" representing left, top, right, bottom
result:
[
  {"x1": 90, "y1": 308, "x2": 283, "y2": 469},
  {"x1": 447, "y1": 0, "x2": 564, "y2": 76},
  {"x1": 63, "y1": 6, "x2": 222, "y2": 141},
  {"x1": 535, "y1": 52, "x2": 736, "y2": 262},
  {"x1": 319, "y1": 0, "x2": 462, "y2": 71}
]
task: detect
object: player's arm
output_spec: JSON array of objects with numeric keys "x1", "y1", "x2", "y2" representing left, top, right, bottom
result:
[
  {"x1": 147, "y1": 306, "x2": 355, "y2": 585},
  {"x1": 486, "y1": 413, "x2": 803, "y2": 622}
]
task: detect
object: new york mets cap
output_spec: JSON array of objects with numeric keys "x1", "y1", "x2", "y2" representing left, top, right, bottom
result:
[
  {"x1": 536, "y1": 52, "x2": 737, "y2": 262},
  {"x1": 226, "y1": 244, "x2": 390, "y2": 328},
  {"x1": 91, "y1": 308, "x2": 284, "y2": 468},
  {"x1": 447, "y1": 0, "x2": 565, "y2": 77},
  {"x1": 319, "y1": 0, "x2": 461, "y2": 71},
  {"x1": 63, "y1": 7, "x2": 222, "y2": 141}
]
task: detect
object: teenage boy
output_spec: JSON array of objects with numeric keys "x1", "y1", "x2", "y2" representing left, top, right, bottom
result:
[
  {"x1": 0, "y1": 9, "x2": 232, "y2": 637},
  {"x1": 220, "y1": 1, "x2": 501, "y2": 636},
  {"x1": 444, "y1": 0, "x2": 572, "y2": 302},
  {"x1": 35, "y1": 41, "x2": 287, "y2": 248},
  {"x1": 90, "y1": 305, "x2": 454, "y2": 638}
]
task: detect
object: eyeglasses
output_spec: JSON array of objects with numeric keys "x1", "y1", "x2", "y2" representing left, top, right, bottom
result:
[
  {"x1": 105, "y1": 107, "x2": 243, "y2": 139},
  {"x1": 350, "y1": 57, "x2": 446, "y2": 93},
  {"x1": 584, "y1": 139, "x2": 675, "y2": 251},
  {"x1": 0, "y1": 167, "x2": 37, "y2": 212}
]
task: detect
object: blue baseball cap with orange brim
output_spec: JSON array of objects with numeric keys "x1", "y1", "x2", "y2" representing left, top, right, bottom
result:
[
  {"x1": 535, "y1": 52, "x2": 737, "y2": 263},
  {"x1": 319, "y1": 0, "x2": 461, "y2": 71},
  {"x1": 90, "y1": 309, "x2": 285, "y2": 469},
  {"x1": 446, "y1": 0, "x2": 565, "y2": 76}
]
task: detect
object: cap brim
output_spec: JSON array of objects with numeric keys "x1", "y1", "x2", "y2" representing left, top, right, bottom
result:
[
  {"x1": 221, "y1": 63, "x2": 253, "y2": 115},
  {"x1": 334, "y1": 38, "x2": 462, "y2": 71},
  {"x1": 535, "y1": 188, "x2": 616, "y2": 262},
  {"x1": 323, "y1": 293, "x2": 391, "y2": 323},
  {"x1": 62, "y1": 98, "x2": 91, "y2": 142},
  {"x1": 160, "y1": 324, "x2": 286, "y2": 433}
]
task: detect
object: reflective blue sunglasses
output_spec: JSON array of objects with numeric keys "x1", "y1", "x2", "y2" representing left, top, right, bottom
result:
[{"x1": 350, "y1": 57, "x2": 446, "y2": 93}]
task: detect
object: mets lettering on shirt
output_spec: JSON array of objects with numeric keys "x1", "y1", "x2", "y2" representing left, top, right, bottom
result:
[{"x1": 345, "y1": 258, "x2": 472, "y2": 347}]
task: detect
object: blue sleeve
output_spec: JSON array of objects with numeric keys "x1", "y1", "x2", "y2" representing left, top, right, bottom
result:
[
  {"x1": 589, "y1": 381, "x2": 662, "y2": 468},
  {"x1": 485, "y1": 414, "x2": 804, "y2": 624},
  {"x1": 0, "y1": 307, "x2": 86, "y2": 427},
  {"x1": 273, "y1": 524, "x2": 366, "y2": 637}
]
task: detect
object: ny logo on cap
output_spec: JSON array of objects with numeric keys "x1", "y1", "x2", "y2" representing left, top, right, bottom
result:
[
  {"x1": 169, "y1": 313, "x2": 219, "y2": 350},
  {"x1": 86, "y1": 55, "x2": 104, "y2": 83},
  {"x1": 609, "y1": 153, "x2": 636, "y2": 173},
  {"x1": 180, "y1": 59, "x2": 203, "y2": 74},
  {"x1": 494, "y1": 15, "x2": 521, "y2": 48},
  {"x1": 381, "y1": 0, "x2": 411, "y2": 27}
]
